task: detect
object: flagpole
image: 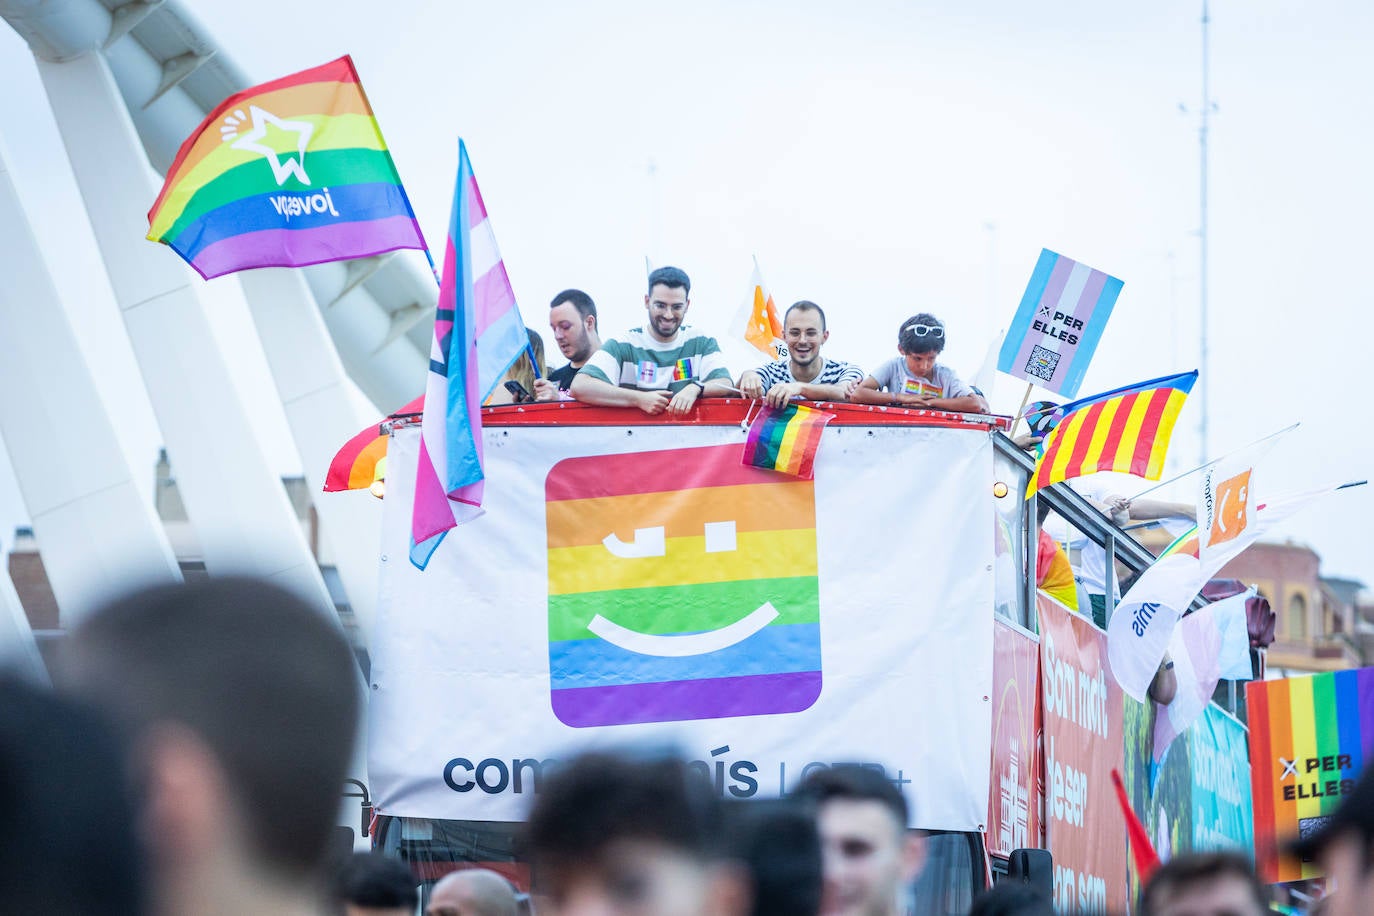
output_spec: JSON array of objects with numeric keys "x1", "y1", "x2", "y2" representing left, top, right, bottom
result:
[
  {"x1": 1126, "y1": 422, "x2": 1299, "y2": 501},
  {"x1": 1007, "y1": 382, "x2": 1034, "y2": 440}
]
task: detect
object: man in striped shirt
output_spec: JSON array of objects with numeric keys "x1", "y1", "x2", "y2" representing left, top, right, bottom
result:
[
  {"x1": 571, "y1": 266, "x2": 734, "y2": 416},
  {"x1": 738, "y1": 300, "x2": 864, "y2": 407}
]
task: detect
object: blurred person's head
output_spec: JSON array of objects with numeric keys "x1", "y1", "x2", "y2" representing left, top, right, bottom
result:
[
  {"x1": 792, "y1": 766, "x2": 924, "y2": 916},
  {"x1": 522, "y1": 750, "x2": 750, "y2": 916},
  {"x1": 58, "y1": 577, "x2": 360, "y2": 916},
  {"x1": 0, "y1": 675, "x2": 147, "y2": 915},
  {"x1": 1140, "y1": 851, "x2": 1267, "y2": 916},
  {"x1": 725, "y1": 798, "x2": 823, "y2": 916},
  {"x1": 967, "y1": 881, "x2": 1055, "y2": 916},
  {"x1": 426, "y1": 868, "x2": 519, "y2": 916},
  {"x1": 1288, "y1": 763, "x2": 1374, "y2": 916},
  {"x1": 335, "y1": 852, "x2": 418, "y2": 916}
]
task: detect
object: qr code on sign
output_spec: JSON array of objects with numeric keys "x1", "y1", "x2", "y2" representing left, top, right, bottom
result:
[{"x1": 1025, "y1": 346, "x2": 1060, "y2": 382}]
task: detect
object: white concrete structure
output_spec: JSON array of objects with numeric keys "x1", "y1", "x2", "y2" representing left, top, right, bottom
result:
[
  {"x1": 0, "y1": 135, "x2": 181, "y2": 628},
  {"x1": 0, "y1": 0, "x2": 435, "y2": 633}
]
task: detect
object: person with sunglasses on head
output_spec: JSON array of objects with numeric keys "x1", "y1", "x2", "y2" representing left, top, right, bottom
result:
[{"x1": 850, "y1": 313, "x2": 989, "y2": 413}]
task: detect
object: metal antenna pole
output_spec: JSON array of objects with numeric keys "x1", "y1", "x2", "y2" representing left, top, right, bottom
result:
[{"x1": 1198, "y1": 0, "x2": 1212, "y2": 466}]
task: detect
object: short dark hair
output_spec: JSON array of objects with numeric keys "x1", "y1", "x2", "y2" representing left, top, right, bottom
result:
[
  {"x1": 898, "y1": 313, "x2": 946, "y2": 355},
  {"x1": 791, "y1": 765, "x2": 909, "y2": 831},
  {"x1": 522, "y1": 751, "x2": 721, "y2": 870},
  {"x1": 334, "y1": 852, "x2": 418, "y2": 910},
  {"x1": 724, "y1": 799, "x2": 822, "y2": 916},
  {"x1": 60, "y1": 578, "x2": 360, "y2": 883},
  {"x1": 648, "y1": 266, "x2": 691, "y2": 297},
  {"x1": 550, "y1": 288, "x2": 597, "y2": 324},
  {"x1": 968, "y1": 881, "x2": 1055, "y2": 916},
  {"x1": 0, "y1": 676, "x2": 147, "y2": 915},
  {"x1": 784, "y1": 300, "x2": 827, "y2": 333},
  {"x1": 1140, "y1": 852, "x2": 1268, "y2": 916}
]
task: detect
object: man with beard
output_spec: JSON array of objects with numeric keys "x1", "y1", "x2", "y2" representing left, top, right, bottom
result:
[
  {"x1": 737, "y1": 301, "x2": 863, "y2": 406},
  {"x1": 570, "y1": 266, "x2": 733, "y2": 416},
  {"x1": 535, "y1": 288, "x2": 601, "y2": 400}
]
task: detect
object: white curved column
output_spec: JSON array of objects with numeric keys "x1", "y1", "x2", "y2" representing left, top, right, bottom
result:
[
  {"x1": 238, "y1": 268, "x2": 384, "y2": 640},
  {"x1": 34, "y1": 49, "x2": 334, "y2": 612},
  {"x1": 0, "y1": 134, "x2": 180, "y2": 625}
]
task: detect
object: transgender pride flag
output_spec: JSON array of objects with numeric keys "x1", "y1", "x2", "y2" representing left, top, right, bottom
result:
[
  {"x1": 410, "y1": 140, "x2": 528, "y2": 568},
  {"x1": 998, "y1": 249, "x2": 1123, "y2": 397}
]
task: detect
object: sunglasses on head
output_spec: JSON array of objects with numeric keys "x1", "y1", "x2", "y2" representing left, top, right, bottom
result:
[{"x1": 903, "y1": 323, "x2": 944, "y2": 338}]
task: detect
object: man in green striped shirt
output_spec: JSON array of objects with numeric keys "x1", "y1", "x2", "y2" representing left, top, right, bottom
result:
[{"x1": 571, "y1": 266, "x2": 735, "y2": 416}]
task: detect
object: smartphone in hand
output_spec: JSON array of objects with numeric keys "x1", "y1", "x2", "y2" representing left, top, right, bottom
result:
[{"x1": 504, "y1": 380, "x2": 534, "y2": 403}]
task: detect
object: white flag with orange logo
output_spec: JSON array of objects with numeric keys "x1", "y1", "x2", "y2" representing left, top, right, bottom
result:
[
  {"x1": 730, "y1": 259, "x2": 786, "y2": 359},
  {"x1": 1195, "y1": 440, "x2": 1277, "y2": 565}
]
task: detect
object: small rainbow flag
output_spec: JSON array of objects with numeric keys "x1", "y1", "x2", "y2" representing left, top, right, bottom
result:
[
  {"x1": 323, "y1": 394, "x2": 422, "y2": 492},
  {"x1": 1026, "y1": 370, "x2": 1197, "y2": 497},
  {"x1": 1158, "y1": 525, "x2": 1200, "y2": 560},
  {"x1": 673, "y1": 357, "x2": 696, "y2": 381},
  {"x1": 147, "y1": 55, "x2": 427, "y2": 279},
  {"x1": 1247, "y1": 668, "x2": 1374, "y2": 882},
  {"x1": 742, "y1": 403, "x2": 833, "y2": 480}
]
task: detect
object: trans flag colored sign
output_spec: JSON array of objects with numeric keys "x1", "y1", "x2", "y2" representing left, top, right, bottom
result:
[
  {"x1": 998, "y1": 249, "x2": 1123, "y2": 398},
  {"x1": 545, "y1": 445, "x2": 822, "y2": 726}
]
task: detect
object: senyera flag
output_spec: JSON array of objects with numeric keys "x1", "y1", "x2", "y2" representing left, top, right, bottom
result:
[
  {"x1": 1026, "y1": 370, "x2": 1197, "y2": 497},
  {"x1": 147, "y1": 55, "x2": 427, "y2": 279},
  {"x1": 998, "y1": 249, "x2": 1124, "y2": 397},
  {"x1": 742, "y1": 403, "x2": 834, "y2": 479},
  {"x1": 410, "y1": 140, "x2": 529, "y2": 569}
]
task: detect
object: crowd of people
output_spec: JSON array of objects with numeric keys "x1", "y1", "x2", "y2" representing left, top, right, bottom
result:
[
  {"x1": 487, "y1": 265, "x2": 990, "y2": 417},
  {"x1": 5, "y1": 574, "x2": 1374, "y2": 914}
]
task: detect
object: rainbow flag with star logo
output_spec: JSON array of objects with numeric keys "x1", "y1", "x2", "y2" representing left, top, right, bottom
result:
[
  {"x1": 742, "y1": 403, "x2": 834, "y2": 479},
  {"x1": 147, "y1": 55, "x2": 427, "y2": 279},
  {"x1": 1247, "y1": 668, "x2": 1374, "y2": 881},
  {"x1": 1026, "y1": 370, "x2": 1196, "y2": 497}
]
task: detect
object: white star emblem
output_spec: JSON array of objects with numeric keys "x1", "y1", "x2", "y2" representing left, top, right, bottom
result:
[{"x1": 224, "y1": 105, "x2": 314, "y2": 186}]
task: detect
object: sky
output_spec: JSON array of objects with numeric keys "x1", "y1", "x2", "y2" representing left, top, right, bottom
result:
[{"x1": 0, "y1": 1, "x2": 1371, "y2": 587}]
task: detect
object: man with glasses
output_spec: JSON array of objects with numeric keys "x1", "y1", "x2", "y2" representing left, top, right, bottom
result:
[
  {"x1": 851, "y1": 312, "x2": 989, "y2": 413},
  {"x1": 737, "y1": 300, "x2": 864, "y2": 407},
  {"x1": 571, "y1": 265, "x2": 734, "y2": 416}
]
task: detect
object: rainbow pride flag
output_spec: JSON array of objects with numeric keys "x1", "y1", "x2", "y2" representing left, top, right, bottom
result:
[
  {"x1": 1027, "y1": 370, "x2": 1197, "y2": 497},
  {"x1": 147, "y1": 55, "x2": 426, "y2": 279},
  {"x1": 323, "y1": 394, "x2": 422, "y2": 492},
  {"x1": 1158, "y1": 525, "x2": 1200, "y2": 559},
  {"x1": 545, "y1": 444, "x2": 823, "y2": 727},
  {"x1": 742, "y1": 403, "x2": 834, "y2": 480},
  {"x1": 1247, "y1": 668, "x2": 1374, "y2": 881}
]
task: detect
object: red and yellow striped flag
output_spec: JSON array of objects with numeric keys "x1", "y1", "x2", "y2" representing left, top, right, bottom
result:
[{"x1": 1026, "y1": 371, "x2": 1197, "y2": 497}]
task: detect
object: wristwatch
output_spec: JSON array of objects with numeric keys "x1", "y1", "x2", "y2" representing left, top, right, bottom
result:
[{"x1": 688, "y1": 379, "x2": 706, "y2": 393}]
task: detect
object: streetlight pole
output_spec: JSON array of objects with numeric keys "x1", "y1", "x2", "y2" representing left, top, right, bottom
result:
[{"x1": 1198, "y1": 0, "x2": 1213, "y2": 466}]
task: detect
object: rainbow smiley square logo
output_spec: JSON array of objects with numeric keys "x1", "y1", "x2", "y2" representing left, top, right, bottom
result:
[{"x1": 545, "y1": 444, "x2": 823, "y2": 727}]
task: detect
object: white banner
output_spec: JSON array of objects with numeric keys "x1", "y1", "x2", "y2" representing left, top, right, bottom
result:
[{"x1": 369, "y1": 421, "x2": 995, "y2": 829}]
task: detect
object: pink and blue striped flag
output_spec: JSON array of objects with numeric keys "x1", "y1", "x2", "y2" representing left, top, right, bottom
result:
[
  {"x1": 410, "y1": 140, "x2": 529, "y2": 569},
  {"x1": 997, "y1": 249, "x2": 1123, "y2": 397}
]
